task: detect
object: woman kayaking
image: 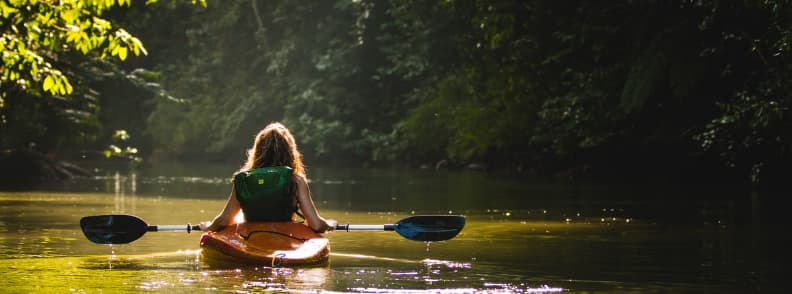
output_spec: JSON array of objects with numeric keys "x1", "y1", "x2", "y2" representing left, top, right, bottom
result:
[{"x1": 199, "y1": 122, "x2": 335, "y2": 233}]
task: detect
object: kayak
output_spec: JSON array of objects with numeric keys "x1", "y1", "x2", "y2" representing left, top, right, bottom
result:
[
  {"x1": 199, "y1": 222, "x2": 329, "y2": 267},
  {"x1": 81, "y1": 214, "x2": 463, "y2": 268}
]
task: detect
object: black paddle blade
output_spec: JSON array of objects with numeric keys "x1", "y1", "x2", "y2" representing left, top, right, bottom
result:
[
  {"x1": 80, "y1": 215, "x2": 149, "y2": 244},
  {"x1": 394, "y1": 215, "x2": 465, "y2": 242}
]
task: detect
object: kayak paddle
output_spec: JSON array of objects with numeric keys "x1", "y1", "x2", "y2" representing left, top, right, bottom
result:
[
  {"x1": 80, "y1": 214, "x2": 200, "y2": 244},
  {"x1": 80, "y1": 214, "x2": 465, "y2": 244},
  {"x1": 335, "y1": 215, "x2": 465, "y2": 242}
]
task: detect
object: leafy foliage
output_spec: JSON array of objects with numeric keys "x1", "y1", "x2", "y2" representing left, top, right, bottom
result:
[
  {"x1": 126, "y1": 0, "x2": 792, "y2": 187},
  {"x1": 1, "y1": 0, "x2": 147, "y2": 99},
  {"x1": 4, "y1": 0, "x2": 792, "y2": 189},
  {"x1": 104, "y1": 129, "x2": 142, "y2": 167},
  {"x1": 693, "y1": 0, "x2": 792, "y2": 184},
  {"x1": 0, "y1": 0, "x2": 203, "y2": 153}
]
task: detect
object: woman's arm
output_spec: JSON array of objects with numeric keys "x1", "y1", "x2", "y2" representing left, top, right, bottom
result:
[
  {"x1": 294, "y1": 175, "x2": 335, "y2": 232},
  {"x1": 199, "y1": 186, "x2": 241, "y2": 232}
]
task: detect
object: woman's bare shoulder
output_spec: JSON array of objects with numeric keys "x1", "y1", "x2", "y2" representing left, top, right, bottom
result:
[{"x1": 292, "y1": 174, "x2": 307, "y2": 185}]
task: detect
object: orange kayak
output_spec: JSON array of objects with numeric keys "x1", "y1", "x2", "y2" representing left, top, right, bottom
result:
[{"x1": 200, "y1": 222, "x2": 329, "y2": 267}]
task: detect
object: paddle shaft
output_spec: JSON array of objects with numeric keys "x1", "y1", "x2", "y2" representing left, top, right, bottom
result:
[
  {"x1": 148, "y1": 225, "x2": 201, "y2": 232},
  {"x1": 336, "y1": 224, "x2": 396, "y2": 231}
]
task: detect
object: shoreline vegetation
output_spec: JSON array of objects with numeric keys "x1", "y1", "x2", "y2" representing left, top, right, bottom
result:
[
  {"x1": 0, "y1": 148, "x2": 754, "y2": 195},
  {"x1": 0, "y1": 149, "x2": 92, "y2": 190},
  {"x1": 1, "y1": 2, "x2": 789, "y2": 194}
]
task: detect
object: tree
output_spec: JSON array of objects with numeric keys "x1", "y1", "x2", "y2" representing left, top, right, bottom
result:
[
  {"x1": 79, "y1": 0, "x2": 791, "y2": 189},
  {"x1": 0, "y1": 0, "x2": 205, "y2": 153}
]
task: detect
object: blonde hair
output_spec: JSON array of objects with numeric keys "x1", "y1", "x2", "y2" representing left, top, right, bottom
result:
[{"x1": 240, "y1": 122, "x2": 305, "y2": 177}]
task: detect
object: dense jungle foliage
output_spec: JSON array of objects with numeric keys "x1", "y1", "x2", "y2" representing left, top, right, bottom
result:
[{"x1": 1, "y1": 1, "x2": 790, "y2": 190}]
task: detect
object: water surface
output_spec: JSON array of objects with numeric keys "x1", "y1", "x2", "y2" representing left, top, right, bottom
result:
[{"x1": 0, "y1": 163, "x2": 784, "y2": 292}]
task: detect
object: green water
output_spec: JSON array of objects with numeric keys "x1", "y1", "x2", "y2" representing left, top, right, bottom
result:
[{"x1": 0, "y1": 163, "x2": 784, "y2": 293}]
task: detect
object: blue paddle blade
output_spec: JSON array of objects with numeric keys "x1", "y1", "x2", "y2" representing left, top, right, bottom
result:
[
  {"x1": 394, "y1": 215, "x2": 465, "y2": 242},
  {"x1": 80, "y1": 215, "x2": 149, "y2": 244}
]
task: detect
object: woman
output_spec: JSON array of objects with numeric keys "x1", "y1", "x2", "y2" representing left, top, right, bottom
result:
[{"x1": 199, "y1": 122, "x2": 335, "y2": 233}]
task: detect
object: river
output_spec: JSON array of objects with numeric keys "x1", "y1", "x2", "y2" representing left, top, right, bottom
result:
[{"x1": 0, "y1": 162, "x2": 785, "y2": 293}]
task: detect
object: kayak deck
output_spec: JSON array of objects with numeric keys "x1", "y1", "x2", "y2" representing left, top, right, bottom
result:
[{"x1": 200, "y1": 222, "x2": 329, "y2": 267}]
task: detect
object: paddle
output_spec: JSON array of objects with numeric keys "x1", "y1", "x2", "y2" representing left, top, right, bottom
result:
[
  {"x1": 335, "y1": 215, "x2": 465, "y2": 242},
  {"x1": 80, "y1": 214, "x2": 200, "y2": 244},
  {"x1": 80, "y1": 214, "x2": 465, "y2": 244}
]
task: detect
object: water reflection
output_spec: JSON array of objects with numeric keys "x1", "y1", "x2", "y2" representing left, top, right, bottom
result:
[
  {"x1": 190, "y1": 265, "x2": 331, "y2": 291},
  {"x1": 112, "y1": 171, "x2": 137, "y2": 215}
]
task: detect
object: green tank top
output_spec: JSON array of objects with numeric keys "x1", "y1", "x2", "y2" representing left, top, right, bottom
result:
[{"x1": 233, "y1": 166, "x2": 296, "y2": 222}]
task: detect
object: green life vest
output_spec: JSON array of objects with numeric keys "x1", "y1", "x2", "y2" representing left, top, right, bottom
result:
[{"x1": 233, "y1": 166, "x2": 296, "y2": 222}]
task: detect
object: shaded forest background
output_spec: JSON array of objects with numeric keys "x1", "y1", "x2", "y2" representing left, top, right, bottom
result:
[{"x1": 1, "y1": 1, "x2": 790, "y2": 191}]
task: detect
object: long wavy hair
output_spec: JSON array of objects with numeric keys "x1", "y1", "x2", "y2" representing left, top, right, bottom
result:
[{"x1": 240, "y1": 122, "x2": 305, "y2": 177}]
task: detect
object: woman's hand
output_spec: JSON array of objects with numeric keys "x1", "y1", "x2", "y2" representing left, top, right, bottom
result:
[
  {"x1": 324, "y1": 219, "x2": 337, "y2": 232},
  {"x1": 198, "y1": 221, "x2": 213, "y2": 232}
]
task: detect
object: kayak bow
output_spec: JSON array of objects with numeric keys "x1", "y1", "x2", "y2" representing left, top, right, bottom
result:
[{"x1": 200, "y1": 222, "x2": 329, "y2": 267}]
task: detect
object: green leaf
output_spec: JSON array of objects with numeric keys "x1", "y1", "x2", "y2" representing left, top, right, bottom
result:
[
  {"x1": 131, "y1": 37, "x2": 147, "y2": 55},
  {"x1": 63, "y1": 78, "x2": 73, "y2": 94},
  {"x1": 113, "y1": 130, "x2": 130, "y2": 141},
  {"x1": 118, "y1": 47, "x2": 128, "y2": 61},
  {"x1": 43, "y1": 75, "x2": 54, "y2": 91}
]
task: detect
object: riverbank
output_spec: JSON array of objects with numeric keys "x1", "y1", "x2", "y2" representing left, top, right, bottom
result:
[
  {"x1": 0, "y1": 149, "x2": 92, "y2": 189},
  {"x1": 1, "y1": 148, "x2": 774, "y2": 198}
]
